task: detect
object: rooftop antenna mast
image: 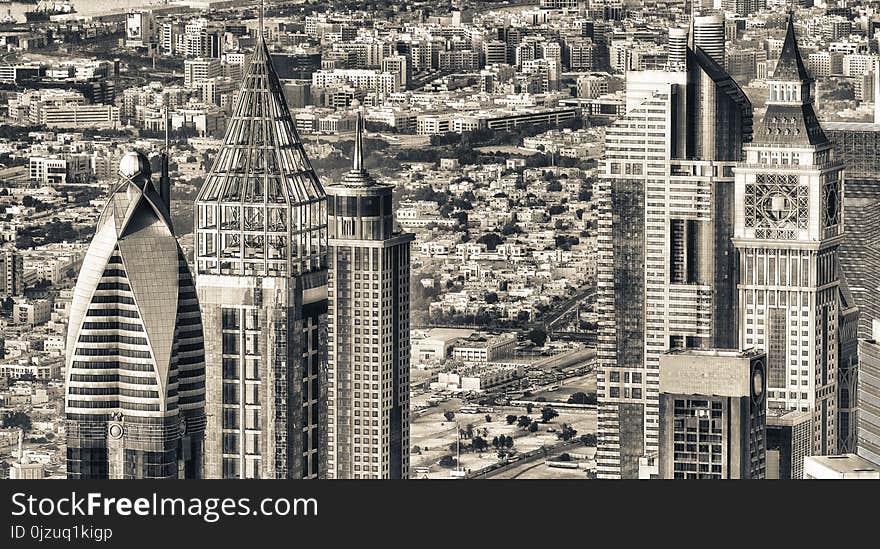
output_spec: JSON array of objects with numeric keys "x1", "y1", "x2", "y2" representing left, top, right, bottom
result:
[
  {"x1": 259, "y1": 0, "x2": 265, "y2": 40},
  {"x1": 159, "y1": 96, "x2": 171, "y2": 210}
]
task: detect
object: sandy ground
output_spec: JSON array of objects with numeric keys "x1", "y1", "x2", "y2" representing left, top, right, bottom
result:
[{"x1": 409, "y1": 398, "x2": 597, "y2": 479}]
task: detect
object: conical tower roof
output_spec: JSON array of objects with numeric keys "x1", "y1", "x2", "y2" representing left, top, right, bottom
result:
[
  {"x1": 338, "y1": 111, "x2": 378, "y2": 187},
  {"x1": 772, "y1": 14, "x2": 811, "y2": 82},
  {"x1": 196, "y1": 35, "x2": 324, "y2": 206},
  {"x1": 194, "y1": 29, "x2": 327, "y2": 278},
  {"x1": 755, "y1": 13, "x2": 828, "y2": 147}
]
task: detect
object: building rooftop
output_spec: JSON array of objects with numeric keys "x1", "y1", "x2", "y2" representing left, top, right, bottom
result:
[{"x1": 805, "y1": 454, "x2": 880, "y2": 479}]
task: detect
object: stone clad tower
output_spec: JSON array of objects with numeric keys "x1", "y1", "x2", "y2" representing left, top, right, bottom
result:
[
  {"x1": 325, "y1": 114, "x2": 414, "y2": 479},
  {"x1": 732, "y1": 14, "x2": 846, "y2": 456}
]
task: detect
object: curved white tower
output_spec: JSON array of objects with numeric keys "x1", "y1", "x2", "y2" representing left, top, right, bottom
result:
[{"x1": 65, "y1": 152, "x2": 206, "y2": 479}]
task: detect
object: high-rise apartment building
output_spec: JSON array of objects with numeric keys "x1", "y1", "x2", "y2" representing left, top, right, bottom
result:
[
  {"x1": 65, "y1": 151, "x2": 206, "y2": 479},
  {"x1": 766, "y1": 408, "x2": 812, "y2": 478},
  {"x1": 658, "y1": 349, "x2": 767, "y2": 479},
  {"x1": 195, "y1": 29, "x2": 328, "y2": 480},
  {"x1": 0, "y1": 247, "x2": 24, "y2": 299},
  {"x1": 325, "y1": 114, "x2": 414, "y2": 479},
  {"x1": 596, "y1": 23, "x2": 752, "y2": 478},
  {"x1": 857, "y1": 319, "x2": 880, "y2": 465},
  {"x1": 732, "y1": 15, "x2": 847, "y2": 456},
  {"x1": 693, "y1": 14, "x2": 725, "y2": 67}
]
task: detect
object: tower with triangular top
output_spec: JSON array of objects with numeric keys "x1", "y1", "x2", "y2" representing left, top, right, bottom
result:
[
  {"x1": 732, "y1": 13, "x2": 848, "y2": 457},
  {"x1": 194, "y1": 4, "x2": 328, "y2": 479},
  {"x1": 66, "y1": 151, "x2": 206, "y2": 479},
  {"x1": 325, "y1": 111, "x2": 414, "y2": 479}
]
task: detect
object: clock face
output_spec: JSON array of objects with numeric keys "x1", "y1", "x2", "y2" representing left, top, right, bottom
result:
[
  {"x1": 822, "y1": 175, "x2": 841, "y2": 229},
  {"x1": 753, "y1": 364, "x2": 764, "y2": 400},
  {"x1": 108, "y1": 424, "x2": 124, "y2": 439},
  {"x1": 745, "y1": 174, "x2": 808, "y2": 240}
]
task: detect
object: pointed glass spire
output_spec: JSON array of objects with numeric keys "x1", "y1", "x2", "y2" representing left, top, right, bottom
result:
[{"x1": 195, "y1": 15, "x2": 326, "y2": 277}]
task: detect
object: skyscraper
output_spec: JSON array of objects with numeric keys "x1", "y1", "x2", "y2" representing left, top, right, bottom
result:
[
  {"x1": 0, "y1": 247, "x2": 23, "y2": 299},
  {"x1": 732, "y1": 14, "x2": 846, "y2": 456},
  {"x1": 692, "y1": 14, "x2": 725, "y2": 67},
  {"x1": 65, "y1": 151, "x2": 206, "y2": 479},
  {"x1": 658, "y1": 348, "x2": 767, "y2": 479},
  {"x1": 325, "y1": 113, "x2": 414, "y2": 479},
  {"x1": 596, "y1": 24, "x2": 752, "y2": 478},
  {"x1": 857, "y1": 319, "x2": 880, "y2": 465},
  {"x1": 194, "y1": 26, "x2": 328, "y2": 479}
]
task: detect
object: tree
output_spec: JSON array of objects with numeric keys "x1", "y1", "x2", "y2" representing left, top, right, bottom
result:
[
  {"x1": 2, "y1": 411, "x2": 31, "y2": 432},
  {"x1": 526, "y1": 328, "x2": 547, "y2": 347},
  {"x1": 580, "y1": 434, "x2": 598, "y2": 447},
  {"x1": 517, "y1": 415, "x2": 532, "y2": 429},
  {"x1": 492, "y1": 436, "x2": 501, "y2": 448},
  {"x1": 485, "y1": 292, "x2": 499, "y2": 305},
  {"x1": 504, "y1": 435, "x2": 514, "y2": 449},
  {"x1": 525, "y1": 403, "x2": 534, "y2": 414},
  {"x1": 506, "y1": 414, "x2": 518, "y2": 425},
  {"x1": 413, "y1": 445, "x2": 422, "y2": 454},
  {"x1": 476, "y1": 232, "x2": 504, "y2": 251},
  {"x1": 472, "y1": 436, "x2": 489, "y2": 454},
  {"x1": 558, "y1": 423, "x2": 578, "y2": 441},
  {"x1": 465, "y1": 423, "x2": 474, "y2": 439},
  {"x1": 568, "y1": 392, "x2": 597, "y2": 405},
  {"x1": 438, "y1": 455, "x2": 457, "y2": 468},
  {"x1": 443, "y1": 411, "x2": 455, "y2": 422},
  {"x1": 485, "y1": 414, "x2": 492, "y2": 423},
  {"x1": 541, "y1": 406, "x2": 559, "y2": 423},
  {"x1": 528, "y1": 421, "x2": 539, "y2": 433},
  {"x1": 546, "y1": 180, "x2": 562, "y2": 192}
]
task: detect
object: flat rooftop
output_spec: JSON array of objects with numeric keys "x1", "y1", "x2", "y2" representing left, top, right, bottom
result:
[{"x1": 805, "y1": 454, "x2": 880, "y2": 479}]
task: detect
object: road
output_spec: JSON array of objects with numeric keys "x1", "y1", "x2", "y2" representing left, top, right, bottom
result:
[
  {"x1": 543, "y1": 286, "x2": 596, "y2": 331},
  {"x1": 469, "y1": 439, "x2": 583, "y2": 479}
]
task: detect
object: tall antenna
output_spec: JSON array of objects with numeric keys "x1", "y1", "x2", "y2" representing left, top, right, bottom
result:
[
  {"x1": 353, "y1": 110, "x2": 364, "y2": 172},
  {"x1": 258, "y1": 0, "x2": 265, "y2": 40},
  {"x1": 159, "y1": 97, "x2": 171, "y2": 209}
]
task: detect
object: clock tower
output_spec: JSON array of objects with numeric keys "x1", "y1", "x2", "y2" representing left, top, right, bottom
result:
[{"x1": 732, "y1": 13, "x2": 844, "y2": 456}]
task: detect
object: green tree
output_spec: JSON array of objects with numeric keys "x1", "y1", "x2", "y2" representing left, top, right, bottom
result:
[
  {"x1": 558, "y1": 424, "x2": 578, "y2": 441},
  {"x1": 476, "y1": 232, "x2": 504, "y2": 251},
  {"x1": 525, "y1": 403, "x2": 534, "y2": 414},
  {"x1": 517, "y1": 415, "x2": 532, "y2": 429},
  {"x1": 568, "y1": 392, "x2": 597, "y2": 405},
  {"x1": 485, "y1": 414, "x2": 492, "y2": 423},
  {"x1": 443, "y1": 411, "x2": 455, "y2": 422},
  {"x1": 506, "y1": 414, "x2": 518, "y2": 425},
  {"x1": 528, "y1": 421, "x2": 539, "y2": 433}
]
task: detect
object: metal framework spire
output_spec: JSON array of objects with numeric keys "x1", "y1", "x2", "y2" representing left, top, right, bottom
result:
[{"x1": 258, "y1": 0, "x2": 265, "y2": 40}]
